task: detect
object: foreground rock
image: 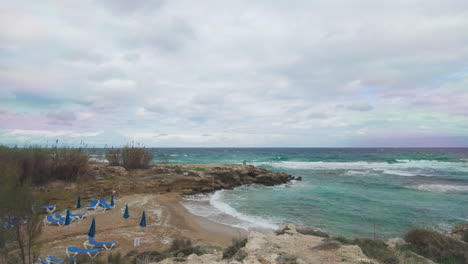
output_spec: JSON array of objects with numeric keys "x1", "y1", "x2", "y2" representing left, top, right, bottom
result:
[
  {"x1": 451, "y1": 222, "x2": 468, "y2": 242},
  {"x1": 156, "y1": 224, "x2": 372, "y2": 264}
]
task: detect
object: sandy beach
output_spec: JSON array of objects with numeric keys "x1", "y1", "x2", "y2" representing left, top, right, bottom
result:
[{"x1": 38, "y1": 193, "x2": 247, "y2": 258}]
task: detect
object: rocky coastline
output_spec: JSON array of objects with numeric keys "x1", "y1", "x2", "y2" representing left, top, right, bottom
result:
[
  {"x1": 80, "y1": 163, "x2": 296, "y2": 199},
  {"x1": 35, "y1": 163, "x2": 468, "y2": 264}
]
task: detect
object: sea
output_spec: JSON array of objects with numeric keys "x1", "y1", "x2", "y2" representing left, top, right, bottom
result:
[{"x1": 90, "y1": 148, "x2": 468, "y2": 239}]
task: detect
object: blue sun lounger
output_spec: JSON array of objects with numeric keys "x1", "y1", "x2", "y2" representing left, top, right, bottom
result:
[
  {"x1": 40, "y1": 205, "x2": 57, "y2": 214},
  {"x1": 43, "y1": 215, "x2": 65, "y2": 226},
  {"x1": 66, "y1": 246, "x2": 103, "y2": 258},
  {"x1": 98, "y1": 198, "x2": 113, "y2": 210},
  {"x1": 53, "y1": 212, "x2": 82, "y2": 222},
  {"x1": 37, "y1": 257, "x2": 48, "y2": 264},
  {"x1": 83, "y1": 236, "x2": 118, "y2": 250},
  {"x1": 69, "y1": 212, "x2": 87, "y2": 220},
  {"x1": 46, "y1": 256, "x2": 63, "y2": 263},
  {"x1": 87, "y1": 199, "x2": 100, "y2": 210}
]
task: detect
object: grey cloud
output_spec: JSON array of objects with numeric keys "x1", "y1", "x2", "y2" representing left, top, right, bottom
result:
[
  {"x1": 46, "y1": 111, "x2": 77, "y2": 125},
  {"x1": 99, "y1": 0, "x2": 165, "y2": 15},
  {"x1": 308, "y1": 113, "x2": 328, "y2": 119},
  {"x1": 88, "y1": 68, "x2": 127, "y2": 82},
  {"x1": 122, "y1": 53, "x2": 140, "y2": 62},
  {"x1": 122, "y1": 17, "x2": 196, "y2": 53},
  {"x1": 346, "y1": 103, "x2": 374, "y2": 112},
  {"x1": 61, "y1": 49, "x2": 107, "y2": 64}
]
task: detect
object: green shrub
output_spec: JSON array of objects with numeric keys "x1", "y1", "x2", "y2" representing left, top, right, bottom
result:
[
  {"x1": 354, "y1": 238, "x2": 399, "y2": 264},
  {"x1": 105, "y1": 146, "x2": 153, "y2": 170},
  {"x1": 133, "y1": 251, "x2": 165, "y2": 263},
  {"x1": 106, "y1": 148, "x2": 121, "y2": 166},
  {"x1": 169, "y1": 239, "x2": 205, "y2": 257},
  {"x1": 332, "y1": 236, "x2": 355, "y2": 245},
  {"x1": 0, "y1": 145, "x2": 88, "y2": 184},
  {"x1": 107, "y1": 252, "x2": 130, "y2": 264},
  {"x1": 170, "y1": 239, "x2": 192, "y2": 251},
  {"x1": 462, "y1": 231, "x2": 468, "y2": 243},
  {"x1": 223, "y1": 238, "x2": 247, "y2": 259},
  {"x1": 403, "y1": 228, "x2": 468, "y2": 264}
]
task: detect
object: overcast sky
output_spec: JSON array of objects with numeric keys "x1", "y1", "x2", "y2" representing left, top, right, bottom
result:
[{"x1": 1, "y1": 0, "x2": 468, "y2": 147}]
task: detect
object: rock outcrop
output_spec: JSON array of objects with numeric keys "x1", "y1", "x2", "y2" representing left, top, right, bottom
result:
[
  {"x1": 156, "y1": 224, "x2": 372, "y2": 264},
  {"x1": 451, "y1": 223, "x2": 468, "y2": 243},
  {"x1": 80, "y1": 164, "x2": 294, "y2": 200}
]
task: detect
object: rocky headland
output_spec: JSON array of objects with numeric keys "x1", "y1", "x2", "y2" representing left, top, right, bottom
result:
[{"x1": 74, "y1": 163, "x2": 295, "y2": 201}]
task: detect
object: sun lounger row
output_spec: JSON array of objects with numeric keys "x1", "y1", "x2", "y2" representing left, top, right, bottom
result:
[
  {"x1": 43, "y1": 212, "x2": 87, "y2": 226},
  {"x1": 37, "y1": 237, "x2": 118, "y2": 263}
]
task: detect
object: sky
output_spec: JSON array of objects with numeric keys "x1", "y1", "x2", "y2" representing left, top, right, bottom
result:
[{"x1": 1, "y1": 0, "x2": 468, "y2": 147}]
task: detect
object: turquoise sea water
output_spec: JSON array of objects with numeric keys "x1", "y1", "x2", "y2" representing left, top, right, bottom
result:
[{"x1": 93, "y1": 148, "x2": 468, "y2": 238}]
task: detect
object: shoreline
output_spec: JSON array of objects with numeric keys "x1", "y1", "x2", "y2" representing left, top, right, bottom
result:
[{"x1": 38, "y1": 193, "x2": 249, "y2": 257}]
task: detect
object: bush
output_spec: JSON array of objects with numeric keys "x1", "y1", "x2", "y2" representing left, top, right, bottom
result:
[
  {"x1": 332, "y1": 236, "x2": 355, "y2": 245},
  {"x1": 105, "y1": 146, "x2": 154, "y2": 170},
  {"x1": 106, "y1": 148, "x2": 121, "y2": 166},
  {"x1": 462, "y1": 232, "x2": 468, "y2": 243},
  {"x1": 0, "y1": 145, "x2": 88, "y2": 184},
  {"x1": 404, "y1": 228, "x2": 468, "y2": 264},
  {"x1": 133, "y1": 251, "x2": 165, "y2": 263},
  {"x1": 170, "y1": 239, "x2": 192, "y2": 252},
  {"x1": 354, "y1": 238, "x2": 399, "y2": 264},
  {"x1": 223, "y1": 238, "x2": 247, "y2": 259},
  {"x1": 169, "y1": 239, "x2": 205, "y2": 257},
  {"x1": 0, "y1": 163, "x2": 43, "y2": 264}
]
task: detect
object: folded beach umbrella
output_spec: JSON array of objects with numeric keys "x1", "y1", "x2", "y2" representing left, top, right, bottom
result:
[
  {"x1": 65, "y1": 209, "x2": 71, "y2": 225},
  {"x1": 88, "y1": 218, "x2": 96, "y2": 238},
  {"x1": 76, "y1": 196, "x2": 81, "y2": 209},
  {"x1": 139, "y1": 211, "x2": 146, "y2": 227},
  {"x1": 110, "y1": 195, "x2": 115, "y2": 207},
  {"x1": 123, "y1": 204, "x2": 129, "y2": 219},
  {"x1": 0, "y1": 229, "x2": 5, "y2": 249}
]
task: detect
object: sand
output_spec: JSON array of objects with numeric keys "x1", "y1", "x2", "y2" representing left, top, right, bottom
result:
[{"x1": 38, "y1": 193, "x2": 247, "y2": 259}]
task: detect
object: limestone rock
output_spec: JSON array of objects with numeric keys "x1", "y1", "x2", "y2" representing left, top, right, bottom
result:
[
  {"x1": 451, "y1": 222, "x2": 468, "y2": 242},
  {"x1": 154, "y1": 223, "x2": 373, "y2": 264}
]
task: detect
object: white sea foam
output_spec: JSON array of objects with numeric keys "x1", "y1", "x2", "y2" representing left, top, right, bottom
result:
[
  {"x1": 253, "y1": 160, "x2": 468, "y2": 175},
  {"x1": 210, "y1": 191, "x2": 278, "y2": 230},
  {"x1": 182, "y1": 190, "x2": 278, "y2": 231},
  {"x1": 344, "y1": 170, "x2": 370, "y2": 176},
  {"x1": 382, "y1": 170, "x2": 419, "y2": 177},
  {"x1": 408, "y1": 184, "x2": 468, "y2": 193}
]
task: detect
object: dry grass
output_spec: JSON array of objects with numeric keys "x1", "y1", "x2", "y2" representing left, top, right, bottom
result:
[
  {"x1": 403, "y1": 228, "x2": 468, "y2": 264},
  {"x1": 354, "y1": 238, "x2": 399, "y2": 264},
  {"x1": 0, "y1": 145, "x2": 88, "y2": 185},
  {"x1": 105, "y1": 146, "x2": 154, "y2": 170}
]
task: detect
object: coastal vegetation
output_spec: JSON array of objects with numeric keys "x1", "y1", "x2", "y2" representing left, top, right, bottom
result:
[
  {"x1": 0, "y1": 157, "x2": 43, "y2": 264},
  {"x1": 105, "y1": 146, "x2": 154, "y2": 169},
  {"x1": 0, "y1": 145, "x2": 88, "y2": 184},
  {"x1": 354, "y1": 238, "x2": 399, "y2": 264},
  {"x1": 222, "y1": 238, "x2": 247, "y2": 260},
  {"x1": 403, "y1": 228, "x2": 468, "y2": 264}
]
